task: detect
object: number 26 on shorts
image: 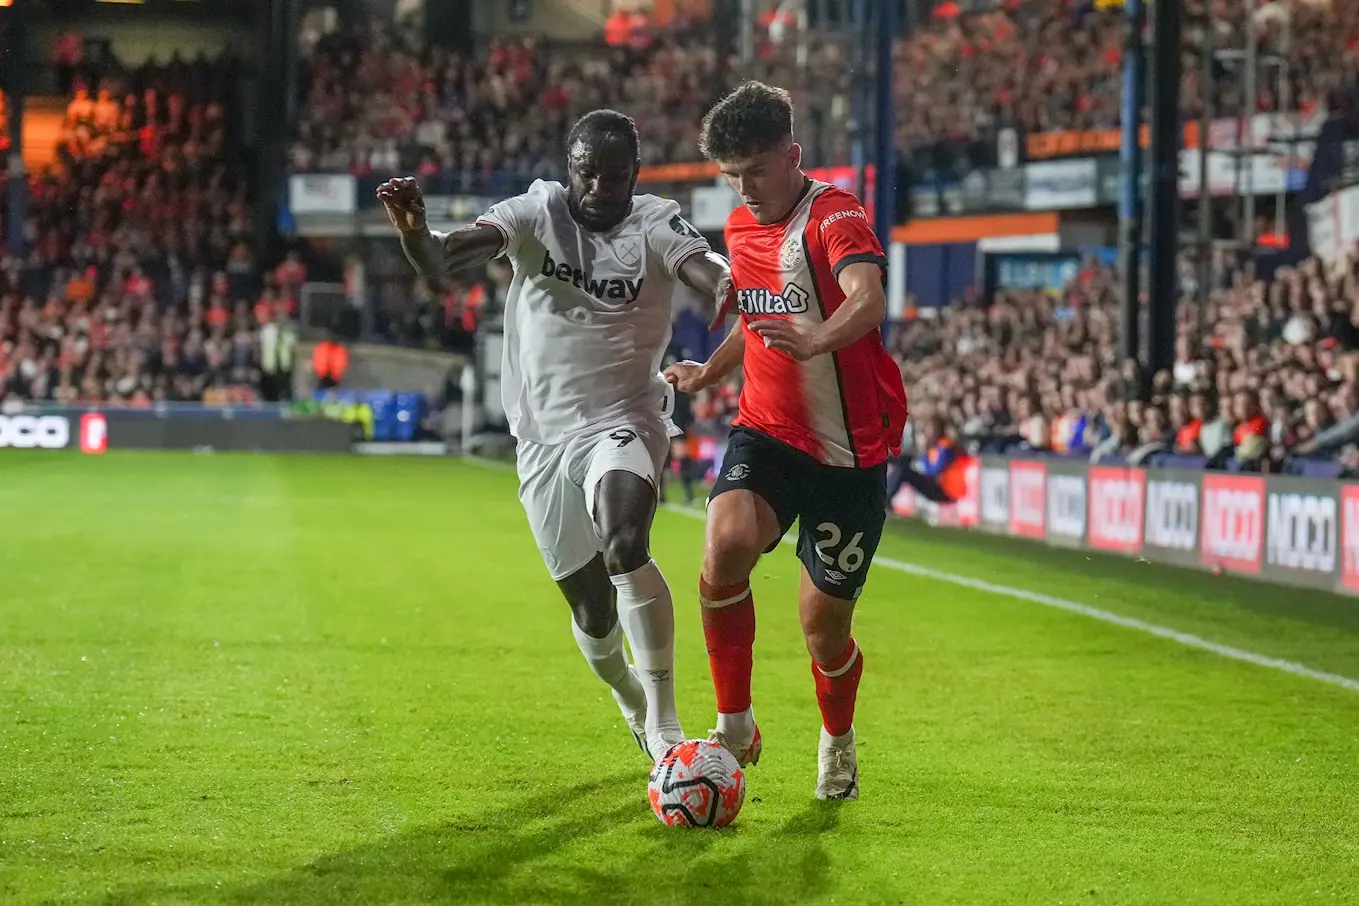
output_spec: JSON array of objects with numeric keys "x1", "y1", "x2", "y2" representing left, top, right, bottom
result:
[{"x1": 813, "y1": 522, "x2": 865, "y2": 573}]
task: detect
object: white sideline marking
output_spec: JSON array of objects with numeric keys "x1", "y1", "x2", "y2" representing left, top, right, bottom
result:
[
  {"x1": 457, "y1": 455, "x2": 1359, "y2": 694},
  {"x1": 658, "y1": 503, "x2": 1359, "y2": 695}
]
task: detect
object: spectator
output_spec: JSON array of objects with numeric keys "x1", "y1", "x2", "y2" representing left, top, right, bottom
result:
[
  {"x1": 311, "y1": 331, "x2": 349, "y2": 390},
  {"x1": 1, "y1": 50, "x2": 269, "y2": 407},
  {"x1": 1171, "y1": 393, "x2": 1204, "y2": 454},
  {"x1": 1232, "y1": 390, "x2": 1269, "y2": 449}
]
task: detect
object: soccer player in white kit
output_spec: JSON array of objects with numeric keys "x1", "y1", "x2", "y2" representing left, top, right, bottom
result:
[{"x1": 376, "y1": 110, "x2": 731, "y2": 761}]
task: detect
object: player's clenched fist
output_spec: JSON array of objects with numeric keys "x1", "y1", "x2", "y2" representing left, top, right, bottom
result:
[
  {"x1": 663, "y1": 361, "x2": 713, "y2": 394},
  {"x1": 376, "y1": 177, "x2": 427, "y2": 233}
]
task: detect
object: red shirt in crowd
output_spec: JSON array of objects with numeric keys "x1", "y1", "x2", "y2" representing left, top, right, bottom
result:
[{"x1": 1233, "y1": 415, "x2": 1269, "y2": 446}]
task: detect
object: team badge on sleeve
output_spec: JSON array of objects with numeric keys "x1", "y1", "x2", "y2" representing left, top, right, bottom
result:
[{"x1": 669, "y1": 214, "x2": 704, "y2": 240}]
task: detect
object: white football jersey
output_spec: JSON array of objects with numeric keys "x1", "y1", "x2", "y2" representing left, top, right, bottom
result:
[{"x1": 476, "y1": 179, "x2": 709, "y2": 445}]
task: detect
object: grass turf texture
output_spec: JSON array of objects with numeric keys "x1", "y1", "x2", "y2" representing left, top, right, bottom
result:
[{"x1": 2, "y1": 451, "x2": 1357, "y2": 905}]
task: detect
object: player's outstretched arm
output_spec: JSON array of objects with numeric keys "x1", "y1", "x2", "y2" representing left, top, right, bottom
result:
[
  {"x1": 663, "y1": 321, "x2": 746, "y2": 393},
  {"x1": 401, "y1": 223, "x2": 504, "y2": 277},
  {"x1": 376, "y1": 177, "x2": 504, "y2": 277},
  {"x1": 677, "y1": 251, "x2": 737, "y2": 330}
]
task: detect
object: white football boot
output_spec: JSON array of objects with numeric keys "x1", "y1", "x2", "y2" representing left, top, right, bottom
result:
[
  {"x1": 707, "y1": 722, "x2": 763, "y2": 767},
  {"x1": 649, "y1": 728, "x2": 687, "y2": 763},
  {"x1": 815, "y1": 725, "x2": 859, "y2": 801},
  {"x1": 614, "y1": 666, "x2": 651, "y2": 760}
]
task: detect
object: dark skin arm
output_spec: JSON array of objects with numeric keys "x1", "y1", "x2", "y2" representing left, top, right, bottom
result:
[
  {"x1": 376, "y1": 176, "x2": 504, "y2": 276},
  {"x1": 663, "y1": 321, "x2": 746, "y2": 393},
  {"x1": 665, "y1": 250, "x2": 741, "y2": 392},
  {"x1": 676, "y1": 250, "x2": 737, "y2": 330}
]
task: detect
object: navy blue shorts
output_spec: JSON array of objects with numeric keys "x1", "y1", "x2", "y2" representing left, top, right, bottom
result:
[{"x1": 709, "y1": 427, "x2": 888, "y2": 601}]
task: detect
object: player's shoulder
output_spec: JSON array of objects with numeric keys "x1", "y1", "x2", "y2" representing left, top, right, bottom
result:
[
  {"x1": 488, "y1": 178, "x2": 563, "y2": 206},
  {"x1": 809, "y1": 183, "x2": 869, "y2": 223},
  {"x1": 633, "y1": 193, "x2": 706, "y2": 243},
  {"x1": 525, "y1": 178, "x2": 565, "y2": 198},
  {"x1": 631, "y1": 192, "x2": 681, "y2": 219},
  {"x1": 725, "y1": 202, "x2": 757, "y2": 225},
  {"x1": 632, "y1": 193, "x2": 684, "y2": 231},
  {"x1": 482, "y1": 180, "x2": 562, "y2": 225}
]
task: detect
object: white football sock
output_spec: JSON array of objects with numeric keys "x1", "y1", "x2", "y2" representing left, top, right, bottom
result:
[
  {"x1": 611, "y1": 559, "x2": 683, "y2": 748},
  {"x1": 571, "y1": 616, "x2": 645, "y2": 718}
]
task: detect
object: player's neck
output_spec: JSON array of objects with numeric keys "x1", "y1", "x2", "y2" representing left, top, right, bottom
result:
[{"x1": 765, "y1": 174, "x2": 812, "y2": 225}]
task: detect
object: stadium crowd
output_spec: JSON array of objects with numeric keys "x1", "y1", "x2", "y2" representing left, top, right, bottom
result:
[
  {"x1": 0, "y1": 54, "x2": 300, "y2": 406},
  {"x1": 887, "y1": 249, "x2": 1359, "y2": 476},
  {"x1": 287, "y1": 1, "x2": 1359, "y2": 186},
  {"x1": 8, "y1": 0, "x2": 1359, "y2": 456},
  {"x1": 277, "y1": 0, "x2": 1359, "y2": 477},
  {"x1": 672, "y1": 249, "x2": 1359, "y2": 479},
  {"x1": 291, "y1": 16, "x2": 724, "y2": 195},
  {"x1": 898, "y1": 0, "x2": 1359, "y2": 165}
]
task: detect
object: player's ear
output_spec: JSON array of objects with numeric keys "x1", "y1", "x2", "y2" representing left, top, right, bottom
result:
[{"x1": 788, "y1": 142, "x2": 802, "y2": 170}]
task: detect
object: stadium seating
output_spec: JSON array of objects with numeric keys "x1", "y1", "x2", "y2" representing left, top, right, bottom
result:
[
  {"x1": 273, "y1": 0, "x2": 1359, "y2": 474},
  {"x1": 287, "y1": 2, "x2": 1359, "y2": 185},
  {"x1": 888, "y1": 251, "x2": 1359, "y2": 475},
  {"x1": 0, "y1": 55, "x2": 293, "y2": 406},
  {"x1": 291, "y1": 17, "x2": 722, "y2": 195}
]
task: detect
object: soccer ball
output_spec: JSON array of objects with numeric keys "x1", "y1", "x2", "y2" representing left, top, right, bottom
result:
[{"x1": 647, "y1": 739, "x2": 746, "y2": 828}]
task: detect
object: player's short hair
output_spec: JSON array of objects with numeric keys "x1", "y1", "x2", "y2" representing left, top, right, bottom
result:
[
  {"x1": 566, "y1": 109, "x2": 640, "y2": 160},
  {"x1": 698, "y1": 81, "x2": 794, "y2": 161}
]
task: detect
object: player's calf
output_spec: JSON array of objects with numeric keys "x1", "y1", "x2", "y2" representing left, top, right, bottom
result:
[
  {"x1": 700, "y1": 488, "x2": 780, "y2": 758},
  {"x1": 611, "y1": 558, "x2": 684, "y2": 756},
  {"x1": 558, "y1": 558, "x2": 649, "y2": 756},
  {"x1": 595, "y1": 469, "x2": 684, "y2": 757},
  {"x1": 810, "y1": 635, "x2": 862, "y2": 740},
  {"x1": 801, "y1": 578, "x2": 863, "y2": 798},
  {"x1": 699, "y1": 575, "x2": 758, "y2": 754}
]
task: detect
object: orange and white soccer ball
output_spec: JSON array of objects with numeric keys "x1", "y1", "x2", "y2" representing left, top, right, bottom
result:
[{"x1": 647, "y1": 739, "x2": 746, "y2": 828}]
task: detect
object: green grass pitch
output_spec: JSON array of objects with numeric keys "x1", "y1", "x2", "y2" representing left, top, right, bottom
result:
[{"x1": 2, "y1": 451, "x2": 1357, "y2": 905}]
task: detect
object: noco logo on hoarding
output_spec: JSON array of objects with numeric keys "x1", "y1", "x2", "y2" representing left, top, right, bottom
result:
[
  {"x1": 918, "y1": 457, "x2": 1359, "y2": 596},
  {"x1": 981, "y1": 466, "x2": 1010, "y2": 525},
  {"x1": 1009, "y1": 461, "x2": 1047, "y2": 538},
  {"x1": 1265, "y1": 491, "x2": 1337, "y2": 574},
  {"x1": 1088, "y1": 467, "x2": 1145, "y2": 553},
  {"x1": 1145, "y1": 479, "x2": 1198, "y2": 551},
  {"x1": 0, "y1": 415, "x2": 71, "y2": 450},
  {"x1": 1046, "y1": 473, "x2": 1087, "y2": 541},
  {"x1": 1200, "y1": 475, "x2": 1265, "y2": 573}
]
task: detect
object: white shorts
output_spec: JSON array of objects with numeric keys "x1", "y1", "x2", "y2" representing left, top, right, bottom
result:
[{"x1": 516, "y1": 422, "x2": 669, "y2": 580}]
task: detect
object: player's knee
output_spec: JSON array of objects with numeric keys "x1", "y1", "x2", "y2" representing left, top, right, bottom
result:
[
  {"x1": 601, "y1": 523, "x2": 650, "y2": 575},
  {"x1": 803, "y1": 624, "x2": 852, "y2": 664},
  {"x1": 570, "y1": 600, "x2": 615, "y2": 639},
  {"x1": 704, "y1": 520, "x2": 762, "y2": 586},
  {"x1": 801, "y1": 598, "x2": 853, "y2": 663}
]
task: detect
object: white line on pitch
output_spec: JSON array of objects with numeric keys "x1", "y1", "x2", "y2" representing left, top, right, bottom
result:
[{"x1": 659, "y1": 503, "x2": 1359, "y2": 695}]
